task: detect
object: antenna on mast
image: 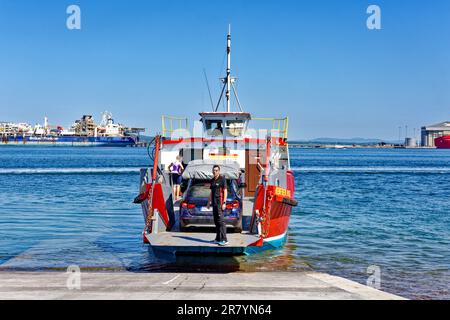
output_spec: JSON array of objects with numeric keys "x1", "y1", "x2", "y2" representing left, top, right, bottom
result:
[
  {"x1": 214, "y1": 25, "x2": 243, "y2": 112},
  {"x1": 226, "y1": 24, "x2": 231, "y2": 113}
]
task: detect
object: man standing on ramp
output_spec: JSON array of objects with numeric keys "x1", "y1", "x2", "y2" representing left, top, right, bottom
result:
[{"x1": 207, "y1": 165, "x2": 229, "y2": 246}]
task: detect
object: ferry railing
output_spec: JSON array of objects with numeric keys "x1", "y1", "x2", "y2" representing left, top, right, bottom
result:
[
  {"x1": 161, "y1": 116, "x2": 189, "y2": 138},
  {"x1": 251, "y1": 117, "x2": 289, "y2": 140}
]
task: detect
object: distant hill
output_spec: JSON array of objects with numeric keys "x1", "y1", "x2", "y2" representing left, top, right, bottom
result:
[{"x1": 311, "y1": 137, "x2": 384, "y2": 144}]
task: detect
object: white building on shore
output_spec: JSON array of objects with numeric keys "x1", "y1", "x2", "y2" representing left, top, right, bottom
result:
[{"x1": 421, "y1": 122, "x2": 450, "y2": 147}]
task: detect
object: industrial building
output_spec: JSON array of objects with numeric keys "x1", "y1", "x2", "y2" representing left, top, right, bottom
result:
[{"x1": 421, "y1": 122, "x2": 450, "y2": 147}]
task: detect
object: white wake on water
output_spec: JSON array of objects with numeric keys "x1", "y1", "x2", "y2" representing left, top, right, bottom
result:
[
  {"x1": 2, "y1": 166, "x2": 450, "y2": 174},
  {"x1": 291, "y1": 166, "x2": 450, "y2": 173},
  {"x1": 0, "y1": 167, "x2": 143, "y2": 174}
]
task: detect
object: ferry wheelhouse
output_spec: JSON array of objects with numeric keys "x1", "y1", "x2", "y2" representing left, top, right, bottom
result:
[{"x1": 136, "y1": 29, "x2": 297, "y2": 256}]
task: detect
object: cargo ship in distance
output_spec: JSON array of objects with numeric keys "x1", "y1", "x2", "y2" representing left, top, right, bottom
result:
[{"x1": 0, "y1": 112, "x2": 145, "y2": 146}]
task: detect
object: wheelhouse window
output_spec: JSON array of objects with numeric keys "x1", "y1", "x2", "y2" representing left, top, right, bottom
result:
[
  {"x1": 205, "y1": 120, "x2": 224, "y2": 136},
  {"x1": 225, "y1": 120, "x2": 245, "y2": 137}
]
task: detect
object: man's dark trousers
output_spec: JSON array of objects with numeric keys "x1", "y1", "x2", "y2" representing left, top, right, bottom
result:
[{"x1": 213, "y1": 205, "x2": 227, "y2": 242}]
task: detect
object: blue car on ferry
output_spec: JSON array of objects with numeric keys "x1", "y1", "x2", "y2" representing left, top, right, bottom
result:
[{"x1": 179, "y1": 178, "x2": 243, "y2": 232}]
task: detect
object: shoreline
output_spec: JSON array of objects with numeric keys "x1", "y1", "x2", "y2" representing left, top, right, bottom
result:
[{"x1": 0, "y1": 271, "x2": 404, "y2": 300}]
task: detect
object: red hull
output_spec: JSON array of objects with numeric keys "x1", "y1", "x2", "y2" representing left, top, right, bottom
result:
[
  {"x1": 251, "y1": 170, "x2": 296, "y2": 241},
  {"x1": 435, "y1": 136, "x2": 450, "y2": 149}
]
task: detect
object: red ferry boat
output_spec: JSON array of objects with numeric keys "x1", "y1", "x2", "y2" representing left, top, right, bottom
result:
[
  {"x1": 134, "y1": 29, "x2": 298, "y2": 256},
  {"x1": 435, "y1": 136, "x2": 450, "y2": 149}
]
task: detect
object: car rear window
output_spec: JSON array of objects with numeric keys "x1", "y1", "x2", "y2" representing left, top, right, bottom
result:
[
  {"x1": 187, "y1": 182, "x2": 211, "y2": 198},
  {"x1": 187, "y1": 180, "x2": 235, "y2": 199}
]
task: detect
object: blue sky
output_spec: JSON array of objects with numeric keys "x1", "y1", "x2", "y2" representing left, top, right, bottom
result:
[{"x1": 0, "y1": 0, "x2": 449, "y2": 140}]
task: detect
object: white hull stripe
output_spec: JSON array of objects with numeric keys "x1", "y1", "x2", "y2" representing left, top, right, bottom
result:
[{"x1": 264, "y1": 231, "x2": 287, "y2": 243}]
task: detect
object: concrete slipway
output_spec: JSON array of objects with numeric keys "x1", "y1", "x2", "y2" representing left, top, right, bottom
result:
[{"x1": 0, "y1": 271, "x2": 405, "y2": 300}]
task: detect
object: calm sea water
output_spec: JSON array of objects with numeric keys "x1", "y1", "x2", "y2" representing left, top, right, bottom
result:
[{"x1": 0, "y1": 146, "x2": 449, "y2": 299}]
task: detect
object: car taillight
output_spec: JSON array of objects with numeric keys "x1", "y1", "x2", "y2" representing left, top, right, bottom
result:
[
  {"x1": 226, "y1": 200, "x2": 239, "y2": 209},
  {"x1": 181, "y1": 202, "x2": 196, "y2": 209}
]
